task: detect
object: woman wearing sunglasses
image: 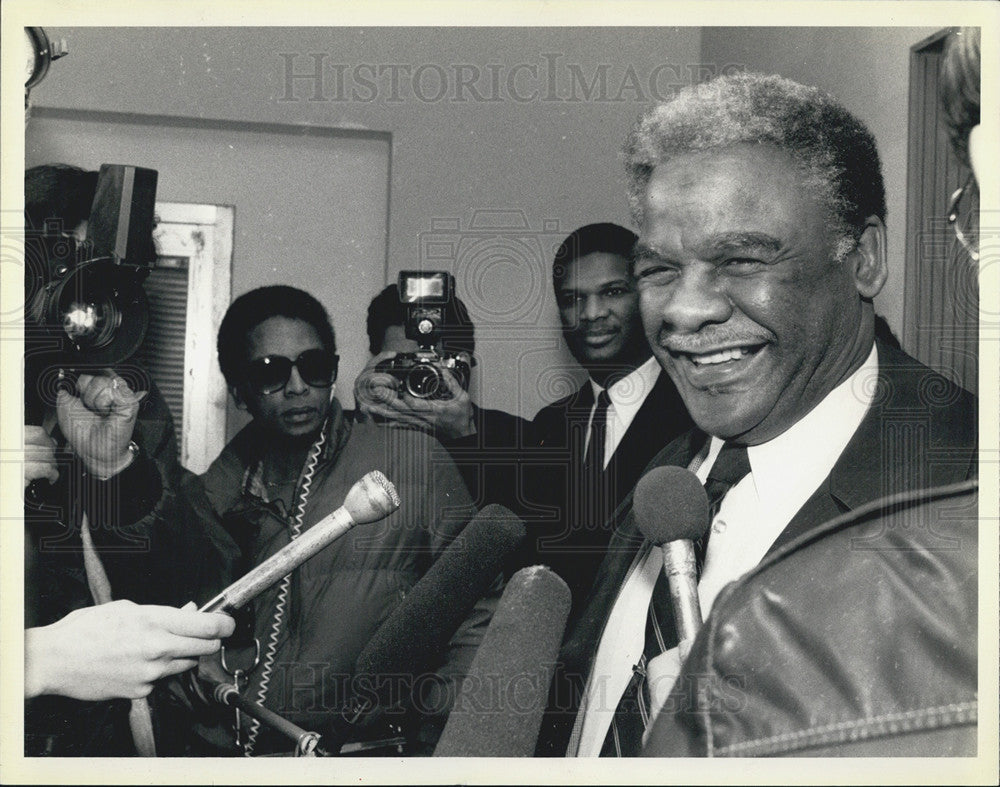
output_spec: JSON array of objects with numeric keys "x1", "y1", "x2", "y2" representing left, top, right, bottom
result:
[{"x1": 177, "y1": 285, "x2": 493, "y2": 756}]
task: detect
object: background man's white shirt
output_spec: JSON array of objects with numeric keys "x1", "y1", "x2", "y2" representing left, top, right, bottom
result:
[{"x1": 584, "y1": 356, "x2": 662, "y2": 469}]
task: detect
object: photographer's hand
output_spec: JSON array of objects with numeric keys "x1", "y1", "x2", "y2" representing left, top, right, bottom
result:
[
  {"x1": 24, "y1": 425, "x2": 60, "y2": 489},
  {"x1": 355, "y1": 352, "x2": 477, "y2": 439},
  {"x1": 354, "y1": 351, "x2": 405, "y2": 422},
  {"x1": 406, "y1": 370, "x2": 477, "y2": 440},
  {"x1": 56, "y1": 371, "x2": 147, "y2": 479}
]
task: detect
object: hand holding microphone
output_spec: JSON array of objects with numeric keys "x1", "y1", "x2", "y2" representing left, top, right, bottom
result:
[{"x1": 25, "y1": 600, "x2": 235, "y2": 701}]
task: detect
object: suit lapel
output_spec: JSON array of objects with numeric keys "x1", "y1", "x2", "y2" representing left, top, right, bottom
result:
[
  {"x1": 534, "y1": 384, "x2": 592, "y2": 450},
  {"x1": 605, "y1": 370, "x2": 693, "y2": 511},
  {"x1": 562, "y1": 428, "x2": 707, "y2": 673},
  {"x1": 766, "y1": 342, "x2": 976, "y2": 555}
]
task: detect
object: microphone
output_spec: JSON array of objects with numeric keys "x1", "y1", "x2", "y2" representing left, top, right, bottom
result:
[
  {"x1": 334, "y1": 505, "x2": 526, "y2": 738},
  {"x1": 433, "y1": 565, "x2": 571, "y2": 757},
  {"x1": 199, "y1": 471, "x2": 400, "y2": 614},
  {"x1": 633, "y1": 466, "x2": 711, "y2": 651},
  {"x1": 208, "y1": 679, "x2": 328, "y2": 756}
]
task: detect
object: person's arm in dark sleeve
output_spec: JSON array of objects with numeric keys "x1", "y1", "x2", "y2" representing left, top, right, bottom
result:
[
  {"x1": 440, "y1": 406, "x2": 534, "y2": 512},
  {"x1": 78, "y1": 445, "x2": 167, "y2": 604}
]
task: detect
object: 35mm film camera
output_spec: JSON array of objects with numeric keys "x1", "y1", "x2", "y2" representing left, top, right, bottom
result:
[{"x1": 376, "y1": 271, "x2": 472, "y2": 400}]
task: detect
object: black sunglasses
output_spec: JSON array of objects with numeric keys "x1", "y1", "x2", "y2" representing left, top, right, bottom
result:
[{"x1": 245, "y1": 349, "x2": 338, "y2": 395}]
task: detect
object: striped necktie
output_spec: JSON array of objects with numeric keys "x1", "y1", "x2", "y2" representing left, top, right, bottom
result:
[
  {"x1": 601, "y1": 441, "x2": 751, "y2": 756},
  {"x1": 695, "y1": 442, "x2": 752, "y2": 571}
]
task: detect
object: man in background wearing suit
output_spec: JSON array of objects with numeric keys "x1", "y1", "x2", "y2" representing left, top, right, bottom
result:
[
  {"x1": 355, "y1": 227, "x2": 692, "y2": 613},
  {"x1": 541, "y1": 72, "x2": 976, "y2": 757},
  {"x1": 525, "y1": 223, "x2": 692, "y2": 616}
]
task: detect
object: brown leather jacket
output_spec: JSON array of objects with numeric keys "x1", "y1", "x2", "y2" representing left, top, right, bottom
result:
[{"x1": 642, "y1": 479, "x2": 978, "y2": 756}]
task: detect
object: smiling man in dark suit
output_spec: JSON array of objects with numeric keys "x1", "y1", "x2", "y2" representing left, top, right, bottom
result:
[
  {"x1": 540, "y1": 72, "x2": 977, "y2": 758},
  {"x1": 524, "y1": 223, "x2": 692, "y2": 616}
]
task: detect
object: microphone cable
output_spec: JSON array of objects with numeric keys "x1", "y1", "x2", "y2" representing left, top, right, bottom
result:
[{"x1": 244, "y1": 420, "x2": 328, "y2": 756}]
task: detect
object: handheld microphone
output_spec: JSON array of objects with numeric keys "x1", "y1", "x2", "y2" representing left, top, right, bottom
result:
[
  {"x1": 333, "y1": 504, "x2": 526, "y2": 738},
  {"x1": 633, "y1": 466, "x2": 711, "y2": 650},
  {"x1": 199, "y1": 471, "x2": 400, "y2": 614},
  {"x1": 433, "y1": 565, "x2": 572, "y2": 757},
  {"x1": 209, "y1": 679, "x2": 328, "y2": 756}
]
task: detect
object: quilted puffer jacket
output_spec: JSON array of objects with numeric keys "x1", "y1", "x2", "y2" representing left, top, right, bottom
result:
[{"x1": 181, "y1": 401, "x2": 496, "y2": 754}]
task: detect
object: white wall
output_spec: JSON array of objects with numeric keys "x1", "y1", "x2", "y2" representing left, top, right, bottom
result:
[
  {"x1": 31, "y1": 26, "x2": 927, "y2": 419},
  {"x1": 28, "y1": 26, "x2": 704, "y2": 421}
]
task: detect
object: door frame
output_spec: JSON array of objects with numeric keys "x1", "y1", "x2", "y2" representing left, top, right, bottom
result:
[{"x1": 152, "y1": 202, "x2": 233, "y2": 473}]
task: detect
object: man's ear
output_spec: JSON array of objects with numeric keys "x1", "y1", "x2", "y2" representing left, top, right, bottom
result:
[
  {"x1": 231, "y1": 385, "x2": 248, "y2": 411},
  {"x1": 850, "y1": 216, "x2": 888, "y2": 299}
]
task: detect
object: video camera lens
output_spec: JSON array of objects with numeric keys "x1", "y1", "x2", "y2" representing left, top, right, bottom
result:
[
  {"x1": 61, "y1": 294, "x2": 122, "y2": 349},
  {"x1": 44, "y1": 260, "x2": 149, "y2": 364}
]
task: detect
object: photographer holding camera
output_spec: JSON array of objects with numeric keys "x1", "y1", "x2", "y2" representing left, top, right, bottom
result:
[
  {"x1": 355, "y1": 273, "x2": 528, "y2": 512},
  {"x1": 23, "y1": 163, "x2": 234, "y2": 756}
]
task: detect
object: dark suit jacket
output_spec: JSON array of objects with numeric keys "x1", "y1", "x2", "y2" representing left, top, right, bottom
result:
[
  {"x1": 537, "y1": 341, "x2": 977, "y2": 755},
  {"x1": 519, "y1": 367, "x2": 692, "y2": 616},
  {"x1": 438, "y1": 403, "x2": 534, "y2": 513}
]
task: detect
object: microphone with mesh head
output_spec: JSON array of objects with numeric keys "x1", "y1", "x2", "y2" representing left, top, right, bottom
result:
[
  {"x1": 199, "y1": 471, "x2": 400, "y2": 614},
  {"x1": 633, "y1": 465, "x2": 711, "y2": 648},
  {"x1": 433, "y1": 565, "x2": 572, "y2": 757}
]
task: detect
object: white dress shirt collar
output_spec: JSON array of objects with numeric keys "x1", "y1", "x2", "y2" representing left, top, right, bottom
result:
[
  {"x1": 587, "y1": 357, "x2": 662, "y2": 467},
  {"x1": 703, "y1": 342, "x2": 879, "y2": 511},
  {"x1": 588, "y1": 355, "x2": 661, "y2": 420}
]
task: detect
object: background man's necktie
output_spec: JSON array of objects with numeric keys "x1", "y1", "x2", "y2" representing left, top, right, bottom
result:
[
  {"x1": 601, "y1": 441, "x2": 751, "y2": 756},
  {"x1": 583, "y1": 388, "x2": 611, "y2": 472}
]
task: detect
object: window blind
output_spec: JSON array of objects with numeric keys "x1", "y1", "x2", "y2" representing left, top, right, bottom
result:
[{"x1": 133, "y1": 257, "x2": 189, "y2": 452}]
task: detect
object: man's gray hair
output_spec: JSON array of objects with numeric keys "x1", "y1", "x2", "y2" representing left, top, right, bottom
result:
[{"x1": 624, "y1": 72, "x2": 887, "y2": 256}]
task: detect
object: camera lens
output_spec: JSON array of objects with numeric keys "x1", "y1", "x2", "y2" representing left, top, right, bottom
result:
[
  {"x1": 405, "y1": 363, "x2": 444, "y2": 399},
  {"x1": 61, "y1": 297, "x2": 122, "y2": 349},
  {"x1": 44, "y1": 262, "x2": 149, "y2": 365}
]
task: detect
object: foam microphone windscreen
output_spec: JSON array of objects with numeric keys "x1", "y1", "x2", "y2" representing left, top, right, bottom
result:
[
  {"x1": 86, "y1": 164, "x2": 158, "y2": 267},
  {"x1": 433, "y1": 565, "x2": 571, "y2": 757},
  {"x1": 353, "y1": 504, "x2": 526, "y2": 693},
  {"x1": 633, "y1": 465, "x2": 711, "y2": 546}
]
